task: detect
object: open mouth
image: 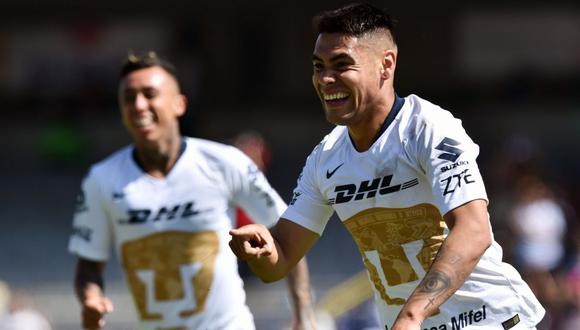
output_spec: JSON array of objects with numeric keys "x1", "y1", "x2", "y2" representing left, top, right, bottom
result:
[
  {"x1": 133, "y1": 116, "x2": 156, "y2": 131},
  {"x1": 323, "y1": 92, "x2": 350, "y2": 106}
]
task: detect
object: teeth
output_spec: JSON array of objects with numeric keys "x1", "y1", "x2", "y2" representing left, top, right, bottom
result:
[
  {"x1": 135, "y1": 117, "x2": 154, "y2": 128},
  {"x1": 323, "y1": 92, "x2": 349, "y2": 101}
]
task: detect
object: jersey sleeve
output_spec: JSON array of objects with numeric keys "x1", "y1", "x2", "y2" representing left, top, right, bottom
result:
[
  {"x1": 281, "y1": 144, "x2": 335, "y2": 235},
  {"x1": 411, "y1": 109, "x2": 488, "y2": 215},
  {"x1": 225, "y1": 147, "x2": 287, "y2": 228},
  {"x1": 68, "y1": 169, "x2": 113, "y2": 261}
]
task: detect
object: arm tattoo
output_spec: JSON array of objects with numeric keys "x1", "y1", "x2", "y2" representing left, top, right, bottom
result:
[
  {"x1": 440, "y1": 251, "x2": 468, "y2": 279},
  {"x1": 416, "y1": 270, "x2": 452, "y2": 310},
  {"x1": 435, "y1": 248, "x2": 463, "y2": 265},
  {"x1": 417, "y1": 270, "x2": 451, "y2": 295},
  {"x1": 414, "y1": 249, "x2": 466, "y2": 310},
  {"x1": 426, "y1": 297, "x2": 436, "y2": 309},
  {"x1": 446, "y1": 253, "x2": 462, "y2": 265}
]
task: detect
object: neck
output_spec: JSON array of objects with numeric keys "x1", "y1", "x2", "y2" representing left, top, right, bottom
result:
[
  {"x1": 135, "y1": 135, "x2": 182, "y2": 178},
  {"x1": 348, "y1": 91, "x2": 395, "y2": 152}
]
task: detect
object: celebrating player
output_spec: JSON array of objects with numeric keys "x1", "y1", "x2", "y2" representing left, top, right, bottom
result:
[
  {"x1": 229, "y1": 3, "x2": 545, "y2": 329},
  {"x1": 68, "y1": 52, "x2": 314, "y2": 330}
]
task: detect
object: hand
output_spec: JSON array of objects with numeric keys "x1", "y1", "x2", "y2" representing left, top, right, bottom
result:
[
  {"x1": 229, "y1": 224, "x2": 274, "y2": 261},
  {"x1": 81, "y1": 295, "x2": 114, "y2": 329}
]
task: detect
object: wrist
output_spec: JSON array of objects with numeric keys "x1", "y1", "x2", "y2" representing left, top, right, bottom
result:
[{"x1": 395, "y1": 308, "x2": 426, "y2": 325}]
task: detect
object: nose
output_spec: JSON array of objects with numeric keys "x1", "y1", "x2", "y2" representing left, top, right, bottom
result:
[
  {"x1": 315, "y1": 69, "x2": 336, "y2": 86},
  {"x1": 133, "y1": 93, "x2": 148, "y2": 112}
]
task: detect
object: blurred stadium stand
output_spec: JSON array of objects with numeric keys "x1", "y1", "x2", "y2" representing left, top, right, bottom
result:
[{"x1": 0, "y1": 1, "x2": 579, "y2": 329}]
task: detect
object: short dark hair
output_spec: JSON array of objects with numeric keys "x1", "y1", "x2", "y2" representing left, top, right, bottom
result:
[
  {"x1": 120, "y1": 51, "x2": 178, "y2": 81},
  {"x1": 313, "y1": 3, "x2": 396, "y2": 43}
]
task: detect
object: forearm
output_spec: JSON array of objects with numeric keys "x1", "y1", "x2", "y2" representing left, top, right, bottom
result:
[
  {"x1": 286, "y1": 257, "x2": 313, "y2": 319},
  {"x1": 396, "y1": 224, "x2": 491, "y2": 324},
  {"x1": 247, "y1": 238, "x2": 293, "y2": 283},
  {"x1": 75, "y1": 259, "x2": 114, "y2": 329},
  {"x1": 230, "y1": 220, "x2": 318, "y2": 284},
  {"x1": 75, "y1": 259, "x2": 106, "y2": 302}
]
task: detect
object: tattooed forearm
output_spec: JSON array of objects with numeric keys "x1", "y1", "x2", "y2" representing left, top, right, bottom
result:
[
  {"x1": 415, "y1": 250, "x2": 472, "y2": 311},
  {"x1": 444, "y1": 253, "x2": 462, "y2": 265},
  {"x1": 417, "y1": 270, "x2": 451, "y2": 295},
  {"x1": 435, "y1": 248, "x2": 463, "y2": 265},
  {"x1": 417, "y1": 270, "x2": 452, "y2": 310}
]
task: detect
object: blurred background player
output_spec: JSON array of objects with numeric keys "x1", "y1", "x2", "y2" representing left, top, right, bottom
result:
[
  {"x1": 509, "y1": 175, "x2": 566, "y2": 302},
  {"x1": 230, "y1": 3, "x2": 545, "y2": 329},
  {"x1": 68, "y1": 52, "x2": 314, "y2": 330}
]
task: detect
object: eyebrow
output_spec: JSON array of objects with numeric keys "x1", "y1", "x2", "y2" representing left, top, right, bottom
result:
[
  {"x1": 312, "y1": 53, "x2": 354, "y2": 63},
  {"x1": 121, "y1": 85, "x2": 158, "y2": 94}
]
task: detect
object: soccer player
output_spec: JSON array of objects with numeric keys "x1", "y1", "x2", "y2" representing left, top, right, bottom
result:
[
  {"x1": 229, "y1": 3, "x2": 545, "y2": 329},
  {"x1": 68, "y1": 52, "x2": 314, "y2": 330}
]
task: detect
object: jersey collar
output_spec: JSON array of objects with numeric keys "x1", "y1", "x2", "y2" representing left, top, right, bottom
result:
[
  {"x1": 131, "y1": 138, "x2": 187, "y2": 174},
  {"x1": 376, "y1": 93, "x2": 405, "y2": 140},
  {"x1": 348, "y1": 94, "x2": 405, "y2": 149}
]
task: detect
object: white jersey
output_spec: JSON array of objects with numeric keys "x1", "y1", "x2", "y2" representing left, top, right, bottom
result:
[
  {"x1": 282, "y1": 95, "x2": 545, "y2": 329},
  {"x1": 69, "y1": 137, "x2": 287, "y2": 330}
]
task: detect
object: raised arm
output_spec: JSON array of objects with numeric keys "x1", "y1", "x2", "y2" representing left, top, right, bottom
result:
[
  {"x1": 391, "y1": 199, "x2": 492, "y2": 329},
  {"x1": 74, "y1": 258, "x2": 114, "y2": 330}
]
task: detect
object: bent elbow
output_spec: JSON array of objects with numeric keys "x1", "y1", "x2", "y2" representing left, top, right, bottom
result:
[
  {"x1": 260, "y1": 276, "x2": 278, "y2": 284},
  {"x1": 258, "y1": 273, "x2": 285, "y2": 283},
  {"x1": 254, "y1": 265, "x2": 291, "y2": 283},
  {"x1": 484, "y1": 236, "x2": 492, "y2": 251},
  {"x1": 250, "y1": 263, "x2": 285, "y2": 283},
  {"x1": 484, "y1": 233, "x2": 492, "y2": 249},
  {"x1": 477, "y1": 231, "x2": 492, "y2": 254}
]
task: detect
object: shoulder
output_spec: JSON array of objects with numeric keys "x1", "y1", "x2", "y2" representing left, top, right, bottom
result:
[
  {"x1": 184, "y1": 136, "x2": 251, "y2": 170},
  {"x1": 79, "y1": 145, "x2": 133, "y2": 200},
  {"x1": 400, "y1": 94, "x2": 462, "y2": 135},
  {"x1": 309, "y1": 126, "x2": 348, "y2": 159},
  {"x1": 88, "y1": 145, "x2": 133, "y2": 180},
  {"x1": 297, "y1": 126, "x2": 348, "y2": 183}
]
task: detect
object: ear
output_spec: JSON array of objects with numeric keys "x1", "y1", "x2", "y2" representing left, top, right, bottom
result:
[
  {"x1": 380, "y1": 49, "x2": 397, "y2": 80},
  {"x1": 174, "y1": 94, "x2": 188, "y2": 117}
]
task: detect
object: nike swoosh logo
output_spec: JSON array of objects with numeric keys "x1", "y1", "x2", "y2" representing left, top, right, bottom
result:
[{"x1": 326, "y1": 163, "x2": 344, "y2": 179}]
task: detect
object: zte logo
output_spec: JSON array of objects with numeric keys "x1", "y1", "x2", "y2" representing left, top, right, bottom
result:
[
  {"x1": 329, "y1": 175, "x2": 418, "y2": 204},
  {"x1": 441, "y1": 168, "x2": 475, "y2": 195},
  {"x1": 119, "y1": 201, "x2": 208, "y2": 224}
]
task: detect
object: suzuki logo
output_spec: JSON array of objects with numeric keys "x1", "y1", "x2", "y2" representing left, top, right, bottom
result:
[{"x1": 435, "y1": 137, "x2": 463, "y2": 162}]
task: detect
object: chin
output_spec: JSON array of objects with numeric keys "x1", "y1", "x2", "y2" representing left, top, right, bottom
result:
[
  {"x1": 324, "y1": 110, "x2": 350, "y2": 126},
  {"x1": 132, "y1": 132, "x2": 158, "y2": 146}
]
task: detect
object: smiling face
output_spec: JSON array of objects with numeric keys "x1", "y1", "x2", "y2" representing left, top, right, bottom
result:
[
  {"x1": 312, "y1": 32, "x2": 396, "y2": 126},
  {"x1": 119, "y1": 66, "x2": 186, "y2": 149}
]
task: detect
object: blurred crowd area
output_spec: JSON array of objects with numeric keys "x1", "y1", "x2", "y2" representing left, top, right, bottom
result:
[{"x1": 1, "y1": 1, "x2": 580, "y2": 329}]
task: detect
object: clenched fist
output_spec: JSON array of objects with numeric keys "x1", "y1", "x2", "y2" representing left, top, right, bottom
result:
[
  {"x1": 81, "y1": 294, "x2": 114, "y2": 329},
  {"x1": 229, "y1": 224, "x2": 275, "y2": 261}
]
